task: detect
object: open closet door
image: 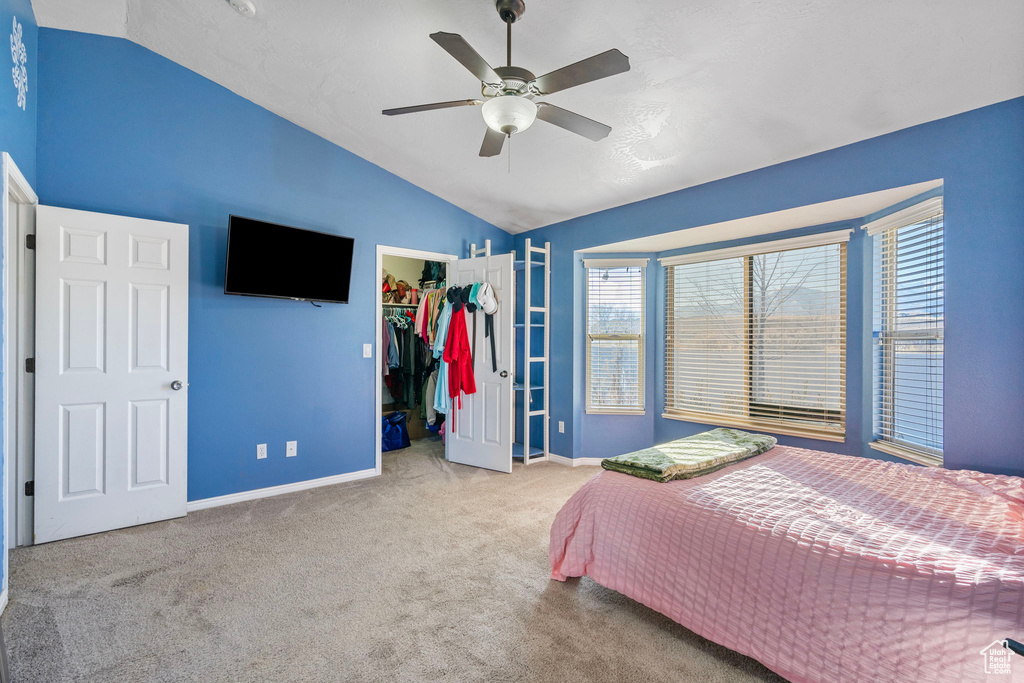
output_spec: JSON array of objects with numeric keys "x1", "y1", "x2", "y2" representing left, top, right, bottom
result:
[{"x1": 446, "y1": 253, "x2": 514, "y2": 473}]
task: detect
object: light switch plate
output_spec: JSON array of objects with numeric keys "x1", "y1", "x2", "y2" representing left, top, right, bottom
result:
[
  {"x1": 286, "y1": 440, "x2": 297, "y2": 457},
  {"x1": 362, "y1": 343, "x2": 373, "y2": 358},
  {"x1": 558, "y1": 421, "x2": 565, "y2": 433},
  {"x1": 257, "y1": 443, "x2": 267, "y2": 460}
]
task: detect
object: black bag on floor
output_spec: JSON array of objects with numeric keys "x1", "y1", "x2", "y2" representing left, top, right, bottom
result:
[{"x1": 382, "y1": 411, "x2": 411, "y2": 452}]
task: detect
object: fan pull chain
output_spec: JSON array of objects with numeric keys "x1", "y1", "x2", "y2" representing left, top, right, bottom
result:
[{"x1": 507, "y1": 134, "x2": 512, "y2": 174}]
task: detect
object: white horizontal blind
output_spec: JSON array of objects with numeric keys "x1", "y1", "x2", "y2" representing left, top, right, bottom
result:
[
  {"x1": 586, "y1": 263, "x2": 645, "y2": 413},
  {"x1": 665, "y1": 242, "x2": 846, "y2": 439},
  {"x1": 871, "y1": 201, "x2": 943, "y2": 463}
]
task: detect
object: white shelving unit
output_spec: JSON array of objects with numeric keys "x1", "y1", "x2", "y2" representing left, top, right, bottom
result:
[{"x1": 469, "y1": 238, "x2": 551, "y2": 464}]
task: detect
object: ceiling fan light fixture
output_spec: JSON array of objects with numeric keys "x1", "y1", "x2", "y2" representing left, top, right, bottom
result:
[{"x1": 482, "y1": 96, "x2": 537, "y2": 136}]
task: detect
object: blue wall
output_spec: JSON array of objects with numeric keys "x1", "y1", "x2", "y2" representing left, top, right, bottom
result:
[
  {"x1": 518, "y1": 97, "x2": 1024, "y2": 477},
  {"x1": 36, "y1": 29, "x2": 511, "y2": 501},
  {"x1": 0, "y1": 0, "x2": 36, "y2": 185}
]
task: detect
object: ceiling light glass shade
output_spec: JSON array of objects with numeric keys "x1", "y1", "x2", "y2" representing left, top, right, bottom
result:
[{"x1": 481, "y1": 96, "x2": 537, "y2": 136}]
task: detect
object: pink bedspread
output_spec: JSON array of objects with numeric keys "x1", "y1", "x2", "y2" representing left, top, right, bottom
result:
[{"x1": 550, "y1": 446, "x2": 1024, "y2": 682}]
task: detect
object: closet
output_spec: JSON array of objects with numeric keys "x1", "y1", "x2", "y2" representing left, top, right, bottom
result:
[
  {"x1": 381, "y1": 255, "x2": 447, "y2": 447},
  {"x1": 378, "y1": 242, "x2": 549, "y2": 471}
]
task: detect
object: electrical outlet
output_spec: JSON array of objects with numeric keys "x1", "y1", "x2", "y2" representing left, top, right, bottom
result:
[
  {"x1": 286, "y1": 440, "x2": 297, "y2": 457},
  {"x1": 362, "y1": 343, "x2": 372, "y2": 358},
  {"x1": 558, "y1": 421, "x2": 565, "y2": 433},
  {"x1": 256, "y1": 443, "x2": 267, "y2": 460}
]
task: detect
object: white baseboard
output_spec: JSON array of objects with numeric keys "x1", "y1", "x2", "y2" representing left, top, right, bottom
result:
[
  {"x1": 186, "y1": 468, "x2": 378, "y2": 512},
  {"x1": 0, "y1": 588, "x2": 8, "y2": 615},
  {"x1": 548, "y1": 453, "x2": 604, "y2": 467}
]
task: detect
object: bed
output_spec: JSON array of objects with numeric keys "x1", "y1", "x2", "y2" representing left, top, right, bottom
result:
[{"x1": 550, "y1": 445, "x2": 1024, "y2": 682}]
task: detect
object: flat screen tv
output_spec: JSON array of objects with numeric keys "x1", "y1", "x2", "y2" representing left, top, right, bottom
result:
[{"x1": 224, "y1": 216, "x2": 355, "y2": 304}]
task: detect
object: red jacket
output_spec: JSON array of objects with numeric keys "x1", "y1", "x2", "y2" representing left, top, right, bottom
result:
[{"x1": 443, "y1": 307, "x2": 476, "y2": 409}]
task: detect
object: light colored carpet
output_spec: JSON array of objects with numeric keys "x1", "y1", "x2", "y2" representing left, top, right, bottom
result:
[{"x1": 3, "y1": 439, "x2": 783, "y2": 682}]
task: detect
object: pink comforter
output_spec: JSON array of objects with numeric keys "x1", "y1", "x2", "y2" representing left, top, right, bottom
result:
[{"x1": 550, "y1": 446, "x2": 1024, "y2": 682}]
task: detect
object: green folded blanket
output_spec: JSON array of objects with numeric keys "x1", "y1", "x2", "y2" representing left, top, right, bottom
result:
[{"x1": 601, "y1": 428, "x2": 778, "y2": 482}]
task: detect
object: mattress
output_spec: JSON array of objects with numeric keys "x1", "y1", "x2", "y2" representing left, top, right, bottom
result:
[{"x1": 550, "y1": 446, "x2": 1024, "y2": 682}]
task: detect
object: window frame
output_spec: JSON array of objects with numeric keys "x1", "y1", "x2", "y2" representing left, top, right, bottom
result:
[
  {"x1": 584, "y1": 258, "x2": 647, "y2": 415},
  {"x1": 864, "y1": 197, "x2": 944, "y2": 467},
  {"x1": 661, "y1": 231, "x2": 849, "y2": 441}
]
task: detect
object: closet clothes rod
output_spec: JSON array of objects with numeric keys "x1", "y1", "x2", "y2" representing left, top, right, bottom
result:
[{"x1": 382, "y1": 303, "x2": 418, "y2": 308}]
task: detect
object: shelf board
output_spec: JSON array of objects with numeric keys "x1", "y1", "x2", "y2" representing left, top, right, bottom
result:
[{"x1": 513, "y1": 443, "x2": 544, "y2": 458}]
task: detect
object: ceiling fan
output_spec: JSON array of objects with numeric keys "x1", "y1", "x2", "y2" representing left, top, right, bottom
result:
[{"x1": 382, "y1": 0, "x2": 630, "y2": 157}]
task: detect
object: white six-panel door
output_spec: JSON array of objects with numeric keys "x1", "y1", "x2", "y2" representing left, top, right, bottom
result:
[
  {"x1": 446, "y1": 253, "x2": 513, "y2": 473},
  {"x1": 34, "y1": 206, "x2": 188, "y2": 543}
]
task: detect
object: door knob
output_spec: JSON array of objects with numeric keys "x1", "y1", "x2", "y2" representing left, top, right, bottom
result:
[
  {"x1": 499, "y1": 370, "x2": 508, "y2": 378},
  {"x1": 171, "y1": 380, "x2": 183, "y2": 391}
]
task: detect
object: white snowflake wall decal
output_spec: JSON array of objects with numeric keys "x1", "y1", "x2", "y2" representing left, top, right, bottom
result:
[{"x1": 10, "y1": 15, "x2": 27, "y2": 111}]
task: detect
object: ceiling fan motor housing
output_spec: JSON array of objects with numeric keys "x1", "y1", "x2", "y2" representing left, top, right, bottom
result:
[
  {"x1": 496, "y1": 0, "x2": 526, "y2": 23},
  {"x1": 483, "y1": 66, "x2": 537, "y2": 97}
]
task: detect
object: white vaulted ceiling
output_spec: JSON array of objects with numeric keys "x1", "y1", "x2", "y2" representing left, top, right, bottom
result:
[{"x1": 31, "y1": 0, "x2": 1024, "y2": 233}]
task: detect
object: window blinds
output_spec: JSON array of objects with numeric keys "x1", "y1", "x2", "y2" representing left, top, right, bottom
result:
[
  {"x1": 664, "y1": 239, "x2": 847, "y2": 440},
  {"x1": 585, "y1": 260, "x2": 646, "y2": 413},
  {"x1": 867, "y1": 198, "x2": 944, "y2": 464}
]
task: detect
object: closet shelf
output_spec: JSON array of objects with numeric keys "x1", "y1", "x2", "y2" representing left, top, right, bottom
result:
[
  {"x1": 513, "y1": 443, "x2": 544, "y2": 459},
  {"x1": 468, "y1": 236, "x2": 550, "y2": 466}
]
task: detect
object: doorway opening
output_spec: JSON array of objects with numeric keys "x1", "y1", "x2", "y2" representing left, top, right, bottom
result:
[
  {"x1": 2, "y1": 152, "x2": 37, "y2": 557},
  {"x1": 374, "y1": 246, "x2": 457, "y2": 474}
]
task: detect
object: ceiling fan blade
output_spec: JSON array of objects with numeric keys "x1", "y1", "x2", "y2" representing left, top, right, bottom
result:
[
  {"x1": 479, "y1": 128, "x2": 506, "y2": 157},
  {"x1": 382, "y1": 99, "x2": 483, "y2": 116},
  {"x1": 530, "y1": 49, "x2": 630, "y2": 95},
  {"x1": 430, "y1": 32, "x2": 502, "y2": 85},
  {"x1": 536, "y1": 103, "x2": 612, "y2": 141}
]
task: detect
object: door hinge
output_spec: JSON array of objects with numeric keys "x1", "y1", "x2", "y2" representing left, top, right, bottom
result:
[
  {"x1": 24, "y1": 481, "x2": 33, "y2": 497},
  {"x1": 25, "y1": 234, "x2": 35, "y2": 250},
  {"x1": 25, "y1": 357, "x2": 34, "y2": 373}
]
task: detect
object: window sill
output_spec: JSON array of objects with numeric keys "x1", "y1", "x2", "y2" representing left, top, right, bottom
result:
[
  {"x1": 586, "y1": 408, "x2": 646, "y2": 416},
  {"x1": 660, "y1": 411, "x2": 846, "y2": 443},
  {"x1": 869, "y1": 440, "x2": 942, "y2": 467}
]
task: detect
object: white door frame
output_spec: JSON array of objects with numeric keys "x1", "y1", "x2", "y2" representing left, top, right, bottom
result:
[
  {"x1": 2, "y1": 153, "x2": 38, "y2": 569},
  {"x1": 375, "y1": 244, "x2": 457, "y2": 475}
]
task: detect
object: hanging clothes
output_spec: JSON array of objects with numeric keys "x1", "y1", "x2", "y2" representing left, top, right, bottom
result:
[
  {"x1": 433, "y1": 302, "x2": 454, "y2": 416},
  {"x1": 429, "y1": 288, "x2": 445, "y2": 346},
  {"x1": 419, "y1": 261, "x2": 446, "y2": 289},
  {"x1": 402, "y1": 321, "x2": 417, "y2": 407},
  {"x1": 415, "y1": 294, "x2": 430, "y2": 338},
  {"x1": 477, "y1": 282, "x2": 499, "y2": 373},
  {"x1": 444, "y1": 304, "x2": 476, "y2": 410},
  {"x1": 423, "y1": 369, "x2": 438, "y2": 426},
  {"x1": 387, "y1": 321, "x2": 400, "y2": 369},
  {"x1": 432, "y1": 302, "x2": 453, "y2": 361}
]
